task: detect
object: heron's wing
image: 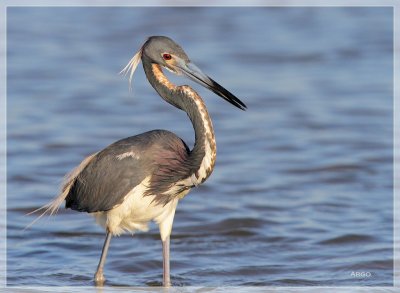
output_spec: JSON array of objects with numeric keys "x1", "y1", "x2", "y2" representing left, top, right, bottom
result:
[
  {"x1": 65, "y1": 137, "x2": 154, "y2": 213},
  {"x1": 65, "y1": 130, "x2": 190, "y2": 213}
]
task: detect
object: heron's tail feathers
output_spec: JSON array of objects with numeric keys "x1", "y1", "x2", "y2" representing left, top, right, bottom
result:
[{"x1": 25, "y1": 152, "x2": 98, "y2": 229}]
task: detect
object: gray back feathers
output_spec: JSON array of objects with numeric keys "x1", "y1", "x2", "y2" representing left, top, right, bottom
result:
[{"x1": 65, "y1": 130, "x2": 191, "y2": 212}]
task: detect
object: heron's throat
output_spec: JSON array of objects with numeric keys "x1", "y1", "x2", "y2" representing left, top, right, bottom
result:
[{"x1": 143, "y1": 61, "x2": 216, "y2": 183}]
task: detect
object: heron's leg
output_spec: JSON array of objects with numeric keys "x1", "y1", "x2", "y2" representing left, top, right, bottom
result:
[
  {"x1": 159, "y1": 200, "x2": 178, "y2": 287},
  {"x1": 162, "y1": 235, "x2": 171, "y2": 287},
  {"x1": 94, "y1": 230, "x2": 112, "y2": 285}
]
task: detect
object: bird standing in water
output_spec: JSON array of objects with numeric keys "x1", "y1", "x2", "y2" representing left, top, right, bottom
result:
[{"x1": 39, "y1": 36, "x2": 246, "y2": 287}]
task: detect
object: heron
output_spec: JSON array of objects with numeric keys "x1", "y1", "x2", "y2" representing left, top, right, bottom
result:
[{"x1": 36, "y1": 36, "x2": 246, "y2": 287}]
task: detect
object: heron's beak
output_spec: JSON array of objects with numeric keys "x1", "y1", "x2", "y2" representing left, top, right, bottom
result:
[{"x1": 172, "y1": 59, "x2": 247, "y2": 111}]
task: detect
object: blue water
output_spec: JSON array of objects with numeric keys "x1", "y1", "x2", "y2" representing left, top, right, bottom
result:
[{"x1": 6, "y1": 7, "x2": 393, "y2": 289}]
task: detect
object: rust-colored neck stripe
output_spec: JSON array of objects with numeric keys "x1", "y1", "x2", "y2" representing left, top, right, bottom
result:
[{"x1": 151, "y1": 64, "x2": 176, "y2": 91}]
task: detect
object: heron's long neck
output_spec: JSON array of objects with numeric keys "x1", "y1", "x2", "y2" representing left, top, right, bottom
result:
[{"x1": 143, "y1": 60, "x2": 216, "y2": 182}]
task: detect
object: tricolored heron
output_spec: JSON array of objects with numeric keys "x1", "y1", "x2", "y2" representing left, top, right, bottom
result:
[{"x1": 37, "y1": 36, "x2": 246, "y2": 287}]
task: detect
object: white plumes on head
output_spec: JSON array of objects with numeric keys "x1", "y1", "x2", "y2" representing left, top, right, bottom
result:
[{"x1": 120, "y1": 47, "x2": 143, "y2": 91}]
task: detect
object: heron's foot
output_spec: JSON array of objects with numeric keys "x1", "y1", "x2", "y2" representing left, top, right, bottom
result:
[{"x1": 94, "y1": 270, "x2": 105, "y2": 286}]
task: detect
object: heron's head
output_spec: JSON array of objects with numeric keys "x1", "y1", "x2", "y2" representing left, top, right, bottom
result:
[
  {"x1": 142, "y1": 36, "x2": 190, "y2": 75},
  {"x1": 121, "y1": 36, "x2": 247, "y2": 110}
]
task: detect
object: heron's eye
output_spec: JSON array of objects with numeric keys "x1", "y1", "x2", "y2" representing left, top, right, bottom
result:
[{"x1": 163, "y1": 53, "x2": 172, "y2": 60}]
